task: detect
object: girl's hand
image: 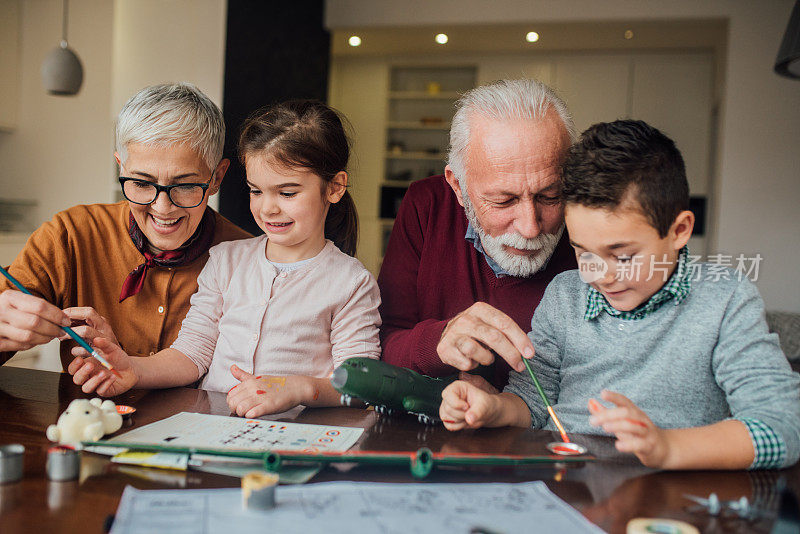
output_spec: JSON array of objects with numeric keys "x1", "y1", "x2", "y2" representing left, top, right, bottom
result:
[
  {"x1": 588, "y1": 390, "x2": 670, "y2": 468},
  {"x1": 67, "y1": 337, "x2": 138, "y2": 396},
  {"x1": 439, "y1": 379, "x2": 499, "y2": 431},
  {"x1": 227, "y1": 365, "x2": 306, "y2": 418},
  {"x1": 61, "y1": 307, "x2": 121, "y2": 355}
]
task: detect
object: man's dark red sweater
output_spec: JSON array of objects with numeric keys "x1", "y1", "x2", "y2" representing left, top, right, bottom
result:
[{"x1": 377, "y1": 175, "x2": 577, "y2": 389}]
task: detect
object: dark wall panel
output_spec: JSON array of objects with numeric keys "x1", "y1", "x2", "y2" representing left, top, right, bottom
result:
[{"x1": 219, "y1": 1, "x2": 330, "y2": 234}]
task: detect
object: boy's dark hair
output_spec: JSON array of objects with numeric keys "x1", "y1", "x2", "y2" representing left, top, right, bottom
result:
[
  {"x1": 561, "y1": 119, "x2": 689, "y2": 238},
  {"x1": 238, "y1": 100, "x2": 358, "y2": 256}
]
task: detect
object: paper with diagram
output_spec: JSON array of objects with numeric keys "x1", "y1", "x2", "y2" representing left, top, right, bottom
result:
[
  {"x1": 110, "y1": 481, "x2": 604, "y2": 534},
  {"x1": 107, "y1": 412, "x2": 363, "y2": 452}
]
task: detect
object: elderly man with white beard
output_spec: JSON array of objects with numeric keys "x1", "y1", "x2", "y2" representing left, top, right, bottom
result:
[{"x1": 377, "y1": 79, "x2": 578, "y2": 390}]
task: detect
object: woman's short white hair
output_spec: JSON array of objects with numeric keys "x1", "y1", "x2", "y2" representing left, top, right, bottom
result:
[
  {"x1": 116, "y1": 82, "x2": 224, "y2": 171},
  {"x1": 447, "y1": 79, "x2": 576, "y2": 183}
]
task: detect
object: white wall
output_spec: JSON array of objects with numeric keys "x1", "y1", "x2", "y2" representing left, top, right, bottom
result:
[
  {"x1": 328, "y1": 58, "x2": 388, "y2": 275},
  {"x1": 0, "y1": 0, "x2": 115, "y2": 221},
  {"x1": 0, "y1": 0, "x2": 228, "y2": 226},
  {"x1": 326, "y1": 0, "x2": 800, "y2": 313},
  {"x1": 111, "y1": 0, "x2": 228, "y2": 209},
  {"x1": 716, "y1": 10, "x2": 800, "y2": 313},
  {"x1": 111, "y1": 1, "x2": 227, "y2": 114},
  {"x1": 0, "y1": 0, "x2": 21, "y2": 130}
]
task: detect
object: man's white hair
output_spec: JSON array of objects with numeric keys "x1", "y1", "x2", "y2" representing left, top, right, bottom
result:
[
  {"x1": 447, "y1": 78, "x2": 576, "y2": 183},
  {"x1": 115, "y1": 82, "x2": 224, "y2": 171},
  {"x1": 448, "y1": 79, "x2": 574, "y2": 277}
]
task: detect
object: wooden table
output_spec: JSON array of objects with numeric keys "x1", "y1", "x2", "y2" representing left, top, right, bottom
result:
[{"x1": 0, "y1": 366, "x2": 797, "y2": 533}]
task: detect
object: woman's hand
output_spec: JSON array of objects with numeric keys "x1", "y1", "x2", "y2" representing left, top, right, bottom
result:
[
  {"x1": 0, "y1": 290, "x2": 69, "y2": 352},
  {"x1": 61, "y1": 307, "x2": 121, "y2": 355}
]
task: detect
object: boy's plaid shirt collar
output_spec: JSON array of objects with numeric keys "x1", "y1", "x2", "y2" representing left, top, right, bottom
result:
[{"x1": 584, "y1": 246, "x2": 691, "y2": 321}]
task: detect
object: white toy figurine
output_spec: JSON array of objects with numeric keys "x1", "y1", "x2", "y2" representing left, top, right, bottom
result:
[{"x1": 46, "y1": 398, "x2": 123, "y2": 446}]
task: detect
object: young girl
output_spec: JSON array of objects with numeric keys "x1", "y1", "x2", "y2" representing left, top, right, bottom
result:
[{"x1": 70, "y1": 100, "x2": 381, "y2": 418}]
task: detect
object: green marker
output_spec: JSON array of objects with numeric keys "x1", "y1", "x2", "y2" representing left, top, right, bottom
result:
[
  {"x1": 522, "y1": 358, "x2": 551, "y2": 407},
  {"x1": 522, "y1": 357, "x2": 570, "y2": 443}
]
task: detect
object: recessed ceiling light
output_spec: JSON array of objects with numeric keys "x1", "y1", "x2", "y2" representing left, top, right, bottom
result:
[
  {"x1": 435, "y1": 33, "x2": 448, "y2": 45},
  {"x1": 624, "y1": 30, "x2": 634, "y2": 40},
  {"x1": 348, "y1": 35, "x2": 362, "y2": 47},
  {"x1": 526, "y1": 31, "x2": 540, "y2": 43}
]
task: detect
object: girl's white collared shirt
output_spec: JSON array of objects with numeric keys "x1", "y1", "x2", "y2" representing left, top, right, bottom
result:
[{"x1": 171, "y1": 236, "x2": 381, "y2": 392}]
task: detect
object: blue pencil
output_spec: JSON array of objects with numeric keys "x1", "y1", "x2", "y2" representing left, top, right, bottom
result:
[{"x1": 0, "y1": 265, "x2": 118, "y2": 374}]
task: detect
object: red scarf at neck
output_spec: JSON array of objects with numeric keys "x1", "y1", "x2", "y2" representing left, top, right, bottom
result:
[{"x1": 119, "y1": 209, "x2": 216, "y2": 302}]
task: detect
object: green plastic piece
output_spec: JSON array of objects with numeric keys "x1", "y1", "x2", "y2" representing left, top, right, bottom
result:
[
  {"x1": 402, "y1": 397, "x2": 441, "y2": 417},
  {"x1": 83, "y1": 440, "x2": 591, "y2": 479},
  {"x1": 410, "y1": 448, "x2": 434, "y2": 478},
  {"x1": 331, "y1": 357, "x2": 457, "y2": 423},
  {"x1": 264, "y1": 452, "x2": 282, "y2": 472}
]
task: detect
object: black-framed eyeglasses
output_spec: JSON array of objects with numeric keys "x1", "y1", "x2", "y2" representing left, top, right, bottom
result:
[{"x1": 118, "y1": 177, "x2": 212, "y2": 208}]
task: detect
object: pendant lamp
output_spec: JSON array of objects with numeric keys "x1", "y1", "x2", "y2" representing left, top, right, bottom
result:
[
  {"x1": 41, "y1": 0, "x2": 84, "y2": 95},
  {"x1": 776, "y1": 0, "x2": 800, "y2": 79}
]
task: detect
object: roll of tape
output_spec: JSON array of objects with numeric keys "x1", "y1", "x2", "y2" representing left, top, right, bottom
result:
[
  {"x1": 627, "y1": 518, "x2": 700, "y2": 534},
  {"x1": 242, "y1": 471, "x2": 279, "y2": 511}
]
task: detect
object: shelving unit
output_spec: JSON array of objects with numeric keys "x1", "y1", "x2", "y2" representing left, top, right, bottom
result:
[{"x1": 380, "y1": 65, "x2": 476, "y2": 257}]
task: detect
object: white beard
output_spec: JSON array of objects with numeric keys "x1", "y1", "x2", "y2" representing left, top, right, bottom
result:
[{"x1": 461, "y1": 186, "x2": 563, "y2": 278}]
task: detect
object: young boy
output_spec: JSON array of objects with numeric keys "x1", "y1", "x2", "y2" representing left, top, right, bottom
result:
[{"x1": 440, "y1": 119, "x2": 800, "y2": 470}]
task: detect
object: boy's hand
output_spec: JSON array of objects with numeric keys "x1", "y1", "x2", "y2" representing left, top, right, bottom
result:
[
  {"x1": 227, "y1": 365, "x2": 305, "y2": 418},
  {"x1": 440, "y1": 379, "x2": 500, "y2": 431},
  {"x1": 68, "y1": 337, "x2": 138, "y2": 396},
  {"x1": 458, "y1": 371, "x2": 499, "y2": 394},
  {"x1": 588, "y1": 390, "x2": 670, "y2": 468}
]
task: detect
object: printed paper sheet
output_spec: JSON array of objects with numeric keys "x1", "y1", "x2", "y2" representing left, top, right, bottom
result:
[
  {"x1": 108, "y1": 412, "x2": 363, "y2": 452},
  {"x1": 110, "y1": 481, "x2": 605, "y2": 534}
]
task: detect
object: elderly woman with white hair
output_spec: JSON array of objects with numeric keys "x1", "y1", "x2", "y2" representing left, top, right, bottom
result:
[{"x1": 0, "y1": 83, "x2": 250, "y2": 373}]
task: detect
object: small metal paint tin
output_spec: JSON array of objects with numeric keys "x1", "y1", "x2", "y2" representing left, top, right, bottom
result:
[
  {"x1": 0, "y1": 443, "x2": 25, "y2": 484},
  {"x1": 547, "y1": 441, "x2": 587, "y2": 456},
  {"x1": 46, "y1": 445, "x2": 80, "y2": 481},
  {"x1": 116, "y1": 405, "x2": 136, "y2": 418},
  {"x1": 242, "y1": 471, "x2": 279, "y2": 511}
]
